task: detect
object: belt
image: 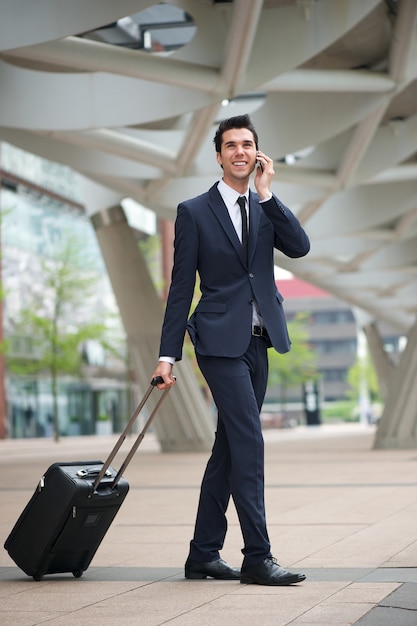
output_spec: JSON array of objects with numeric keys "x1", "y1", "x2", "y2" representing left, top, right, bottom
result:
[{"x1": 252, "y1": 325, "x2": 269, "y2": 339}]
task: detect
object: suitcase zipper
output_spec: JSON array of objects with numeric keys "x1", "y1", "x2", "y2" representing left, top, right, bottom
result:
[
  {"x1": 72, "y1": 506, "x2": 77, "y2": 519},
  {"x1": 37, "y1": 476, "x2": 45, "y2": 492}
]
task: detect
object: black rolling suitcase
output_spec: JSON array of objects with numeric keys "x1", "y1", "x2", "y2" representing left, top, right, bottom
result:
[{"x1": 4, "y1": 377, "x2": 171, "y2": 581}]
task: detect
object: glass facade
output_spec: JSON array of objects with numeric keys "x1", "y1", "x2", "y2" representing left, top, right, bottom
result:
[{"x1": 1, "y1": 142, "x2": 131, "y2": 438}]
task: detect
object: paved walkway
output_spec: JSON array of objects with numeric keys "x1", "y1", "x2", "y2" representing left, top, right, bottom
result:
[{"x1": 1, "y1": 423, "x2": 416, "y2": 625}]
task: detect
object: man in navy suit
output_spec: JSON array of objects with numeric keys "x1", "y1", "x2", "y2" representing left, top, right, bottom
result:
[{"x1": 152, "y1": 114, "x2": 310, "y2": 585}]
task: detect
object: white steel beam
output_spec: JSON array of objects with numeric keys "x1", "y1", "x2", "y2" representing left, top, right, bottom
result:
[{"x1": 5, "y1": 36, "x2": 220, "y2": 94}]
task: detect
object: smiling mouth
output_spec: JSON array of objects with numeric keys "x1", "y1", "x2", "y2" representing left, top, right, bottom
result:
[{"x1": 233, "y1": 161, "x2": 247, "y2": 166}]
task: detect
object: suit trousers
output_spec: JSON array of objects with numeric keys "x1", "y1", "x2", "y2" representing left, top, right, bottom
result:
[{"x1": 189, "y1": 335, "x2": 272, "y2": 565}]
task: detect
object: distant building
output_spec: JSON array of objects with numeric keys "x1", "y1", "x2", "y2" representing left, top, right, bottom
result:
[{"x1": 266, "y1": 276, "x2": 403, "y2": 408}]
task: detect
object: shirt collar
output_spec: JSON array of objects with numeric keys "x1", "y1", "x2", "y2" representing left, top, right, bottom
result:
[{"x1": 218, "y1": 179, "x2": 249, "y2": 206}]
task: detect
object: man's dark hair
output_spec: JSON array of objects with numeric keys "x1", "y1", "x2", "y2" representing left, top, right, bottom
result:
[{"x1": 213, "y1": 114, "x2": 259, "y2": 153}]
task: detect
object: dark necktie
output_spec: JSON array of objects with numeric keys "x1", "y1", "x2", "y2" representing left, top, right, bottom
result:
[{"x1": 237, "y1": 196, "x2": 248, "y2": 263}]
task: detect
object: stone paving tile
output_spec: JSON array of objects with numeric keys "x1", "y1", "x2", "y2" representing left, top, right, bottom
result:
[
  {"x1": 289, "y1": 602, "x2": 377, "y2": 625},
  {"x1": 325, "y1": 581, "x2": 400, "y2": 603},
  {"x1": 355, "y1": 605, "x2": 416, "y2": 626},
  {"x1": 295, "y1": 505, "x2": 417, "y2": 569},
  {"x1": 34, "y1": 580, "x2": 251, "y2": 626},
  {"x1": 0, "y1": 611, "x2": 65, "y2": 626},
  {"x1": 380, "y1": 582, "x2": 417, "y2": 611},
  {"x1": 361, "y1": 568, "x2": 417, "y2": 583},
  {"x1": 384, "y1": 540, "x2": 417, "y2": 568},
  {"x1": 165, "y1": 587, "x2": 343, "y2": 626},
  {"x1": 0, "y1": 579, "x2": 149, "y2": 613}
]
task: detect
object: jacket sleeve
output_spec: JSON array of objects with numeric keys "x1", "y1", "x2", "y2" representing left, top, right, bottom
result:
[
  {"x1": 159, "y1": 203, "x2": 199, "y2": 361},
  {"x1": 261, "y1": 194, "x2": 310, "y2": 258}
]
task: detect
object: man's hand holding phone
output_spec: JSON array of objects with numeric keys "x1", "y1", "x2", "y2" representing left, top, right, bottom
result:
[{"x1": 255, "y1": 150, "x2": 274, "y2": 200}]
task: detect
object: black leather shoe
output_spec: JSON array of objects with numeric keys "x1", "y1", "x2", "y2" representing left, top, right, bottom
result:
[
  {"x1": 240, "y1": 557, "x2": 306, "y2": 586},
  {"x1": 185, "y1": 557, "x2": 240, "y2": 580}
]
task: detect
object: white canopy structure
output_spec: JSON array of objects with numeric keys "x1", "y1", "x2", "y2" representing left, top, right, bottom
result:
[{"x1": 1, "y1": 0, "x2": 416, "y2": 448}]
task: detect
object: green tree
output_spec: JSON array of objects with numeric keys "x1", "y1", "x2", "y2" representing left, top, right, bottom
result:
[
  {"x1": 346, "y1": 354, "x2": 381, "y2": 403},
  {"x1": 138, "y1": 234, "x2": 164, "y2": 295},
  {"x1": 7, "y1": 235, "x2": 108, "y2": 441},
  {"x1": 267, "y1": 313, "x2": 318, "y2": 410}
]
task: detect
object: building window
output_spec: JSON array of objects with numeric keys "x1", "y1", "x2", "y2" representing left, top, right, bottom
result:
[
  {"x1": 311, "y1": 310, "x2": 355, "y2": 324},
  {"x1": 320, "y1": 369, "x2": 347, "y2": 382},
  {"x1": 310, "y1": 339, "x2": 357, "y2": 354}
]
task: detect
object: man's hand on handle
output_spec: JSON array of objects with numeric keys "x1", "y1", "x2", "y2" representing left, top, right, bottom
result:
[{"x1": 152, "y1": 361, "x2": 176, "y2": 390}]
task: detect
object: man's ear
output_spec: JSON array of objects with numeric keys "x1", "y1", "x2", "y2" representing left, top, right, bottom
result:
[{"x1": 216, "y1": 152, "x2": 223, "y2": 169}]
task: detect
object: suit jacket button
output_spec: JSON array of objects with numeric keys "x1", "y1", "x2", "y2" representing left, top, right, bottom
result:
[{"x1": 249, "y1": 273, "x2": 254, "y2": 278}]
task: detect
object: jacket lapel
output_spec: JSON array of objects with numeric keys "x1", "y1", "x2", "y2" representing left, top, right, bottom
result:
[
  {"x1": 207, "y1": 185, "x2": 261, "y2": 267},
  {"x1": 208, "y1": 184, "x2": 246, "y2": 263}
]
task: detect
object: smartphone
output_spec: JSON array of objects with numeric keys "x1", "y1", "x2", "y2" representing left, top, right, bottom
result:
[{"x1": 257, "y1": 152, "x2": 263, "y2": 172}]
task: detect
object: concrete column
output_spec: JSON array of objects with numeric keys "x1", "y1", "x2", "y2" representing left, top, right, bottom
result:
[
  {"x1": 374, "y1": 317, "x2": 417, "y2": 449},
  {"x1": 362, "y1": 321, "x2": 394, "y2": 402},
  {"x1": 91, "y1": 205, "x2": 214, "y2": 452}
]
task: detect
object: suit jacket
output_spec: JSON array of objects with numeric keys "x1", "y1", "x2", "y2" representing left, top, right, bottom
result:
[{"x1": 159, "y1": 183, "x2": 310, "y2": 360}]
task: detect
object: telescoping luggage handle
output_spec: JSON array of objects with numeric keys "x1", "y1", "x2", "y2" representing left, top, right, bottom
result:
[{"x1": 93, "y1": 376, "x2": 173, "y2": 491}]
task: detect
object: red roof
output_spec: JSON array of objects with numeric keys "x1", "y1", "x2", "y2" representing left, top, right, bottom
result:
[{"x1": 276, "y1": 277, "x2": 329, "y2": 299}]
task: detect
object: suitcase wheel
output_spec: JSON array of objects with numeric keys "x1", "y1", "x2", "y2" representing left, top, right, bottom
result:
[{"x1": 32, "y1": 571, "x2": 83, "y2": 580}]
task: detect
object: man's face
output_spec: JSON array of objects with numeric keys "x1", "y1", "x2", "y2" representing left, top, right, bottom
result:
[{"x1": 216, "y1": 127, "x2": 257, "y2": 187}]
